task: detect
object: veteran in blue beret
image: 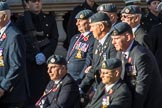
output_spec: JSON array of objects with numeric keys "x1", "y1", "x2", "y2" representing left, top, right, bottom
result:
[
  {"x1": 124, "y1": 0, "x2": 141, "y2": 6},
  {"x1": 111, "y1": 22, "x2": 162, "y2": 108},
  {"x1": 120, "y1": 5, "x2": 152, "y2": 50},
  {"x1": 0, "y1": 1, "x2": 30, "y2": 107},
  {"x1": 36, "y1": 54, "x2": 80, "y2": 108},
  {"x1": 66, "y1": 9, "x2": 95, "y2": 85},
  {"x1": 85, "y1": 58, "x2": 132, "y2": 108},
  {"x1": 97, "y1": 3, "x2": 120, "y2": 27},
  {"x1": 79, "y1": 12, "x2": 117, "y2": 102}
]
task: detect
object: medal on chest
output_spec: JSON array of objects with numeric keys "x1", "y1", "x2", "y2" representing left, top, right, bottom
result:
[
  {"x1": 75, "y1": 49, "x2": 82, "y2": 59},
  {"x1": 0, "y1": 48, "x2": 4, "y2": 67}
]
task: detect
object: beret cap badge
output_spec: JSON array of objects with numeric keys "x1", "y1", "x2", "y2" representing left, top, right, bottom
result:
[
  {"x1": 125, "y1": 8, "x2": 130, "y2": 14},
  {"x1": 50, "y1": 58, "x2": 55, "y2": 63},
  {"x1": 80, "y1": 14, "x2": 84, "y2": 19},
  {"x1": 113, "y1": 30, "x2": 118, "y2": 35},
  {"x1": 102, "y1": 62, "x2": 106, "y2": 68}
]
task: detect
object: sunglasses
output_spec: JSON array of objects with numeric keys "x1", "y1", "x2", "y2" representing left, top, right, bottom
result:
[{"x1": 30, "y1": 0, "x2": 41, "y2": 2}]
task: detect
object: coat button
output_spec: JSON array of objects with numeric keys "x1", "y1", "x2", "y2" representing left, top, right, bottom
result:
[{"x1": 46, "y1": 24, "x2": 48, "y2": 26}]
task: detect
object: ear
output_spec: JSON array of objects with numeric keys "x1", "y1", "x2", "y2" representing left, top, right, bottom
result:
[
  {"x1": 114, "y1": 71, "x2": 119, "y2": 77},
  {"x1": 134, "y1": 16, "x2": 139, "y2": 23},
  {"x1": 125, "y1": 33, "x2": 132, "y2": 41},
  {"x1": 99, "y1": 23, "x2": 105, "y2": 31}
]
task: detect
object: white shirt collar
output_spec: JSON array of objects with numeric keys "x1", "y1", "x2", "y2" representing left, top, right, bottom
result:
[
  {"x1": 54, "y1": 80, "x2": 60, "y2": 84},
  {"x1": 0, "y1": 20, "x2": 11, "y2": 38},
  {"x1": 122, "y1": 40, "x2": 134, "y2": 59},
  {"x1": 132, "y1": 24, "x2": 140, "y2": 34},
  {"x1": 105, "y1": 80, "x2": 118, "y2": 92},
  {"x1": 82, "y1": 31, "x2": 90, "y2": 37},
  {"x1": 99, "y1": 32, "x2": 109, "y2": 45}
]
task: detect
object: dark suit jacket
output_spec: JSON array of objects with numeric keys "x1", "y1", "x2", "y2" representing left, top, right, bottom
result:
[
  {"x1": 80, "y1": 33, "x2": 117, "y2": 93},
  {"x1": 149, "y1": 23, "x2": 162, "y2": 76},
  {"x1": 134, "y1": 25, "x2": 152, "y2": 50},
  {"x1": 66, "y1": 32, "x2": 94, "y2": 81},
  {"x1": 0, "y1": 22, "x2": 29, "y2": 103},
  {"x1": 117, "y1": 41, "x2": 162, "y2": 108},
  {"x1": 42, "y1": 73, "x2": 80, "y2": 108},
  {"x1": 86, "y1": 80, "x2": 132, "y2": 108}
]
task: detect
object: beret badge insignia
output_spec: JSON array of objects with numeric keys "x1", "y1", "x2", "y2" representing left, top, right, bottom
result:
[
  {"x1": 113, "y1": 30, "x2": 118, "y2": 35},
  {"x1": 102, "y1": 62, "x2": 106, "y2": 68},
  {"x1": 50, "y1": 58, "x2": 55, "y2": 63},
  {"x1": 125, "y1": 8, "x2": 130, "y2": 14},
  {"x1": 80, "y1": 14, "x2": 84, "y2": 19}
]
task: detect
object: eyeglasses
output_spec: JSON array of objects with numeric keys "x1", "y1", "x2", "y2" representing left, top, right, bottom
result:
[{"x1": 30, "y1": 0, "x2": 41, "y2": 3}]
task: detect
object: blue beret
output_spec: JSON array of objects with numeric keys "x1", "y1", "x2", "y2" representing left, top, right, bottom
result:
[
  {"x1": 0, "y1": 2, "x2": 9, "y2": 11},
  {"x1": 47, "y1": 55, "x2": 67, "y2": 65},
  {"x1": 97, "y1": 3, "x2": 117, "y2": 13},
  {"x1": 146, "y1": 0, "x2": 161, "y2": 4},
  {"x1": 89, "y1": 12, "x2": 110, "y2": 23},
  {"x1": 121, "y1": 5, "x2": 141, "y2": 14},
  {"x1": 110, "y1": 22, "x2": 132, "y2": 36},
  {"x1": 124, "y1": 0, "x2": 141, "y2": 5},
  {"x1": 75, "y1": 9, "x2": 94, "y2": 19},
  {"x1": 101, "y1": 58, "x2": 122, "y2": 69}
]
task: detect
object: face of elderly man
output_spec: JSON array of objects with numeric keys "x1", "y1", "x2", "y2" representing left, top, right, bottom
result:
[
  {"x1": 100, "y1": 68, "x2": 120, "y2": 85},
  {"x1": 90, "y1": 22, "x2": 104, "y2": 40},
  {"x1": 111, "y1": 32, "x2": 133, "y2": 52},
  {"x1": 47, "y1": 63, "x2": 66, "y2": 81},
  {"x1": 76, "y1": 19, "x2": 90, "y2": 33}
]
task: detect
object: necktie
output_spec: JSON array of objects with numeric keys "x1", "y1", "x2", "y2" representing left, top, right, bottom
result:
[{"x1": 98, "y1": 42, "x2": 102, "y2": 52}]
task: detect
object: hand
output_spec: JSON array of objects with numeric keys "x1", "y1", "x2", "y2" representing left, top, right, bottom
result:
[
  {"x1": 0, "y1": 88, "x2": 5, "y2": 98},
  {"x1": 85, "y1": 66, "x2": 92, "y2": 74},
  {"x1": 35, "y1": 53, "x2": 46, "y2": 65}
]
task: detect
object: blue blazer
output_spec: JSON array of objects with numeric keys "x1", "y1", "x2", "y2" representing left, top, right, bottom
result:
[
  {"x1": 66, "y1": 32, "x2": 94, "y2": 81},
  {"x1": 0, "y1": 22, "x2": 29, "y2": 103}
]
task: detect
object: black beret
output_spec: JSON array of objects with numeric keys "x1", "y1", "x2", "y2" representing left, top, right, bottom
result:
[
  {"x1": 101, "y1": 58, "x2": 122, "y2": 69},
  {"x1": 110, "y1": 22, "x2": 132, "y2": 36},
  {"x1": 89, "y1": 12, "x2": 110, "y2": 23},
  {"x1": 121, "y1": 5, "x2": 141, "y2": 14},
  {"x1": 75, "y1": 9, "x2": 94, "y2": 19},
  {"x1": 0, "y1": 2, "x2": 9, "y2": 11},
  {"x1": 47, "y1": 54, "x2": 67, "y2": 65},
  {"x1": 97, "y1": 3, "x2": 117, "y2": 13},
  {"x1": 146, "y1": 0, "x2": 161, "y2": 4}
]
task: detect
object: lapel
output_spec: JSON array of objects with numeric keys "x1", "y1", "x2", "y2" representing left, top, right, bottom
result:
[
  {"x1": 90, "y1": 83, "x2": 105, "y2": 104},
  {"x1": 0, "y1": 23, "x2": 10, "y2": 46},
  {"x1": 93, "y1": 34, "x2": 111, "y2": 67},
  {"x1": 67, "y1": 34, "x2": 81, "y2": 59},
  {"x1": 108, "y1": 80, "x2": 122, "y2": 100},
  {"x1": 47, "y1": 74, "x2": 67, "y2": 104}
]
